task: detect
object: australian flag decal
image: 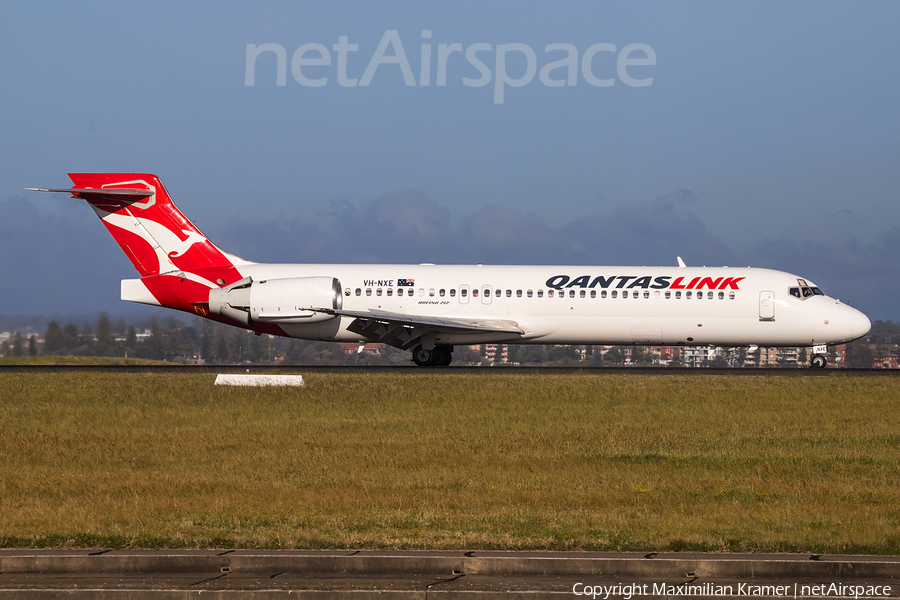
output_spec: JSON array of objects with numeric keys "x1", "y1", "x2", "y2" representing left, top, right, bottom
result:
[{"x1": 398, "y1": 278, "x2": 415, "y2": 286}]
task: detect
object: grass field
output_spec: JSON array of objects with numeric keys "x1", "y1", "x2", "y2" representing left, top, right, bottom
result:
[{"x1": 1, "y1": 372, "x2": 898, "y2": 553}]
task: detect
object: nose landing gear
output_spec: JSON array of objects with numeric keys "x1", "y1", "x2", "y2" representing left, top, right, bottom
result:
[
  {"x1": 810, "y1": 354, "x2": 827, "y2": 369},
  {"x1": 412, "y1": 344, "x2": 454, "y2": 367},
  {"x1": 809, "y1": 344, "x2": 828, "y2": 369}
]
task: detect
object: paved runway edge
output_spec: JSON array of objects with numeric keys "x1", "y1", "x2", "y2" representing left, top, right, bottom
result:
[
  {"x1": 0, "y1": 551, "x2": 898, "y2": 598},
  {"x1": 1, "y1": 550, "x2": 899, "y2": 577}
]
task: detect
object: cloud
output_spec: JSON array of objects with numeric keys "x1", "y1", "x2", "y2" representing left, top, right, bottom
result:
[
  {"x1": 220, "y1": 190, "x2": 456, "y2": 265},
  {"x1": 660, "y1": 188, "x2": 700, "y2": 204},
  {"x1": 461, "y1": 206, "x2": 562, "y2": 264},
  {"x1": 560, "y1": 197, "x2": 738, "y2": 267}
]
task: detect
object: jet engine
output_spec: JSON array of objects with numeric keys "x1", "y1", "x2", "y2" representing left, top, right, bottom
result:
[{"x1": 208, "y1": 276, "x2": 342, "y2": 326}]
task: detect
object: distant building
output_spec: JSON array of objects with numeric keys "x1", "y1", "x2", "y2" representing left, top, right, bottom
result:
[
  {"x1": 484, "y1": 344, "x2": 508, "y2": 363},
  {"x1": 339, "y1": 343, "x2": 385, "y2": 355}
]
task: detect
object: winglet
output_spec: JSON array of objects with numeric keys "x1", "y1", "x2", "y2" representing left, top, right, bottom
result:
[{"x1": 677, "y1": 256, "x2": 686, "y2": 268}]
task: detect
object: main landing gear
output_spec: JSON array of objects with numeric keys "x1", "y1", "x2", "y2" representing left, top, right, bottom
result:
[
  {"x1": 412, "y1": 345, "x2": 453, "y2": 367},
  {"x1": 810, "y1": 354, "x2": 827, "y2": 369}
]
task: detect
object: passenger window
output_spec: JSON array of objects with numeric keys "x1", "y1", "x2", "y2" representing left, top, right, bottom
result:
[
  {"x1": 729, "y1": 292, "x2": 735, "y2": 300},
  {"x1": 548, "y1": 290, "x2": 554, "y2": 298},
  {"x1": 461, "y1": 288, "x2": 467, "y2": 297},
  {"x1": 516, "y1": 289, "x2": 523, "y2": 297},
  {"x1": 376, "y1": 288, "x2": 382, "y2": 296},
  {"x1": 685, "y1": 291, "x2": 691, "y2": 299},
  {"x1": 718, "y1": 291, "x2": 724, "y2": 300},
  {"x1": 665, "y1": 291, "x2": 671, "y2": 299},
  {"x1": 676, "y1": 291, "x2": 681, "y2": 299},
  {"x1": 450, "y1": 289, "x2": 456, "y2": 297},
  {"x1": 612, "y1": 291, "x2": 618, "y2": 298},
  {"x1": 366, "y1": 288, "x2": 372, "y2": 296},
  {"x1": 789, "y1": 287, "x2": 801, "y2": 299},
  {"x1": 654, "y1": 291, "x2": 660, "y2": 299},
  {"x1": 590, "y1": 290, "x2": 596, "y2": 298},
  {"x1": 527, "y1": 289, "x2": 533, "y2": 298},
  {"x1": 580, "y1": 290, "x2": 586, "y2": 298},
  {"x1": 644, "y1": 291, "x2": 650, "y2": 299},
  {"x1": 355, "y1": 288, "x2": 362, "y2": 296},
  {"x1": 344, "y1": 288, "x2": 351, "y2": 296},
  {"x1": 439, "y1": 289, "x2": 445, "y2": 297},
  {"x1": 569, "y1": 290, "x2": 575, "y2": 298},
  {"x1": 418, "y1": 288, "x2": 425, "y2": 297},
  {"x1": 707, "y1": 291, "x2": 713, "y2": 299},
  {"x1": 473, "y1": 289, "x2": 479, "y2": 297},
  {"x1": 387, "y1": 288, "x2": 393, "y2": 297},
  {"x1": 506, "y1": 289, "x2": 512, "y2": 297},
  {"x1": 537, "y1": 290, "x2": 544, "y2": 298},
  {"x1": 429, "y1": 289, "x2": 435, "y2": 296},
  {"x1": 601, "y1": 290, "x2": 607, "y2": 298},
  {"x1": 496, "y1": 288, "x2": 501, "y2": 297},
  {"x1": 623, "y1": 291, "x2": 629, "y2": 298}
]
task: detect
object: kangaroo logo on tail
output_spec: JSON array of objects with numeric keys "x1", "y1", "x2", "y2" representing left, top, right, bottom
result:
[{"x1": 170, "y1": 230, "x2": 208, "y2": 257}]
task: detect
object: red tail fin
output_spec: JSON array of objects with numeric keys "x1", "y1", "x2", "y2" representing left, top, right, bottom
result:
[{"x1": 67, "y1": 173, "x2": 245, "y2": 286}]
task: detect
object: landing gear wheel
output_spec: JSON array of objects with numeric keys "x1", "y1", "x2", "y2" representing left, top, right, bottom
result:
[
  {"x1": 412, "y1": 345, "x2": 454, "y2": 366},
  {"x1": 435, "y1": 345, "x2": 453, "y2": 366},
  {"x1": 810, "y1": 354, "x2": 827, "y2": 369},
  {"x1": 412, "y1": 345, "x2": 434, "y2": 366}
]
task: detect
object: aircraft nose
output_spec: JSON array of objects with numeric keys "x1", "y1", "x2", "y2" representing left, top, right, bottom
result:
[{"x1": 851, "y1": 308, "x2": 871, "y2": 341}]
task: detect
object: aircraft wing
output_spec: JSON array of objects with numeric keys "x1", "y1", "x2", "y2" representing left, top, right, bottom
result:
[
  {"x1": 334, "y1": 308, "x2": 524, "y2": 350},
  {"x1": 335, "y1": 308, "x2": 523, "y2": 333}
]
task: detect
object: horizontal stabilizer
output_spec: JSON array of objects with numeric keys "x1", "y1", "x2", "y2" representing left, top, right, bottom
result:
[
  {"x1": 121, "y1": 279, "x2": 162, "y2": 307},
  {"x1": 25, "y1": 187, "x2": 153, "y2": 197}
]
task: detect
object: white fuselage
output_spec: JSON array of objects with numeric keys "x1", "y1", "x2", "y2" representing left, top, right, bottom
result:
[{"x1": 233, "y1": 263, "x2": 870, "y2": 348}]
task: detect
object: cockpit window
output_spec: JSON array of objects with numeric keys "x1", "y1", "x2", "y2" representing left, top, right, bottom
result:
[{"x1": 794, "y1": 278, "x2": 826, "y2": 299}]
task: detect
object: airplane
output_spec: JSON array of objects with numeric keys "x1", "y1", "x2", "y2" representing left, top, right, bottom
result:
[{"x1": 28, "y1": 173, "x2": 871, "y2": 368}]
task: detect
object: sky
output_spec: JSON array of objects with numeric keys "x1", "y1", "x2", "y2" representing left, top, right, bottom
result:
[{"x1": 1, "y1": 1, "x2": 898, "y2": 322}]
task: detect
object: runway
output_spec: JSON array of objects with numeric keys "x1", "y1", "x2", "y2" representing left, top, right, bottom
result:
[
  {"x1": 1, "y1": 364, "x2": 897, "y2": 375},
  {"x1": 0, "y1": 550, "x2": 897, "y2": 598}
]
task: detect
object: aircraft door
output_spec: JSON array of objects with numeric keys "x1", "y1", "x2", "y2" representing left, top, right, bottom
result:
[
  {"x1": 759, "y1": 291, "x2": 775, "y2": 321},
  {"x1": 482, "y1": 285, "x2": 492, "y2": 305},
  {"x1": 459, "y1": 284, "x2": 470, "y2": 305}
]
